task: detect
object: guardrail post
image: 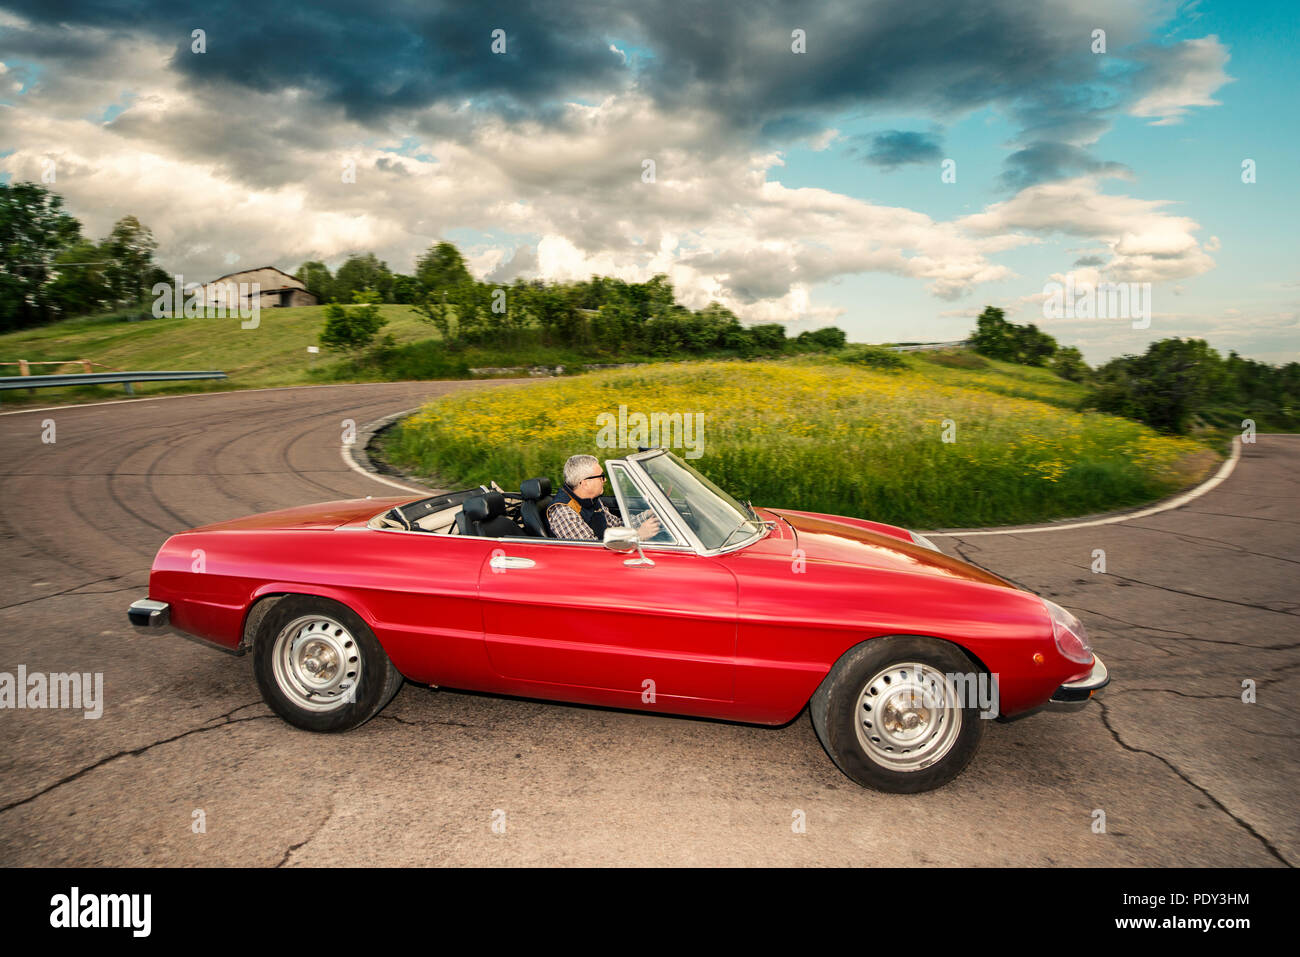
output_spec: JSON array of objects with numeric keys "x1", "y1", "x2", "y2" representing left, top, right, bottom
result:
[{"x1": 123, "y1": 381, "x2": 135, "y2": 395}]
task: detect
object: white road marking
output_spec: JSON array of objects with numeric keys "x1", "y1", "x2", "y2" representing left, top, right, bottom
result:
[
  {"x1": 927, "y1": 436, "x2": 1243, "y2": 537},
  {"x1": 340, "y1": 407, "x2": 429, "y2": 494}
]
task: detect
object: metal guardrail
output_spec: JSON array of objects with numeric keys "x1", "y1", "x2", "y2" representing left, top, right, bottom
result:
[
  {"x1": 0, "y1": 370, "x2": 227, "y2": 395},
  {"x1": 886, "y1": 340, "x2": 972, "y2": 353}
]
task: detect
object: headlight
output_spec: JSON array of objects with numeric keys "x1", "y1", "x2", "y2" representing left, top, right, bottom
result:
[
  {"x1": 1042, "y1": 598, "x2": 1094, "y2": 664},
  {"x1": 909, "y1": 531, "x2": 942, "y2": 552}
]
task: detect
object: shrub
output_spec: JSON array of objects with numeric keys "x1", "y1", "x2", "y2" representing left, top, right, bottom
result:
[
  {"x1": 318, "y1": 292, "x2": 388, "y2": 352},
  {"x1": 836, "y1": 344, "x2": 906, "y2": 369}
]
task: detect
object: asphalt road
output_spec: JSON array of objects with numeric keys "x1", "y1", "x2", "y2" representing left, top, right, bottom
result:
[{"x1": 0, "y1": 383, "x2": 1295, "y2": 866}]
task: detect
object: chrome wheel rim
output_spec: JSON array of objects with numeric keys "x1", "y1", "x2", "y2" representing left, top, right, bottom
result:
[
  {"x1": 854, "y1": 662, "x2": 962, "y2": 772},
  {"x1": 272, "y1": 615, "x2": 362, "y2": 712}
]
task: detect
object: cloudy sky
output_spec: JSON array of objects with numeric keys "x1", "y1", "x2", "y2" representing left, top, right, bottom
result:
[{"x1": 1, "y1": 0, "x2": 1295, "y2": 363}]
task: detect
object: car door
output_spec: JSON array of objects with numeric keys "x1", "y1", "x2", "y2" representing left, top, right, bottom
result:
[{"x1": 477, "y1": 471, "x2": 738, "y2": 702}]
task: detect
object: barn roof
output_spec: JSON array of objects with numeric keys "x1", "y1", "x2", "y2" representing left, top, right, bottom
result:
[{"x1": 203, "y1": 265, "x2": 304, "y2": 287}]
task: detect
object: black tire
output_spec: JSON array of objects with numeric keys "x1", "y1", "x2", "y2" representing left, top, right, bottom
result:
[
  {"x1": 253, "y1": 595, "x2": 403, "y2": 733},
  {"x1": 809, "y1": 636, "x2": 986, "y2": 793}
]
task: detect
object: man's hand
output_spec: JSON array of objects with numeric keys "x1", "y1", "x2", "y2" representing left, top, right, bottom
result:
[{"x1": 636, "y1": 513, "x2": 661, "y2": 540}]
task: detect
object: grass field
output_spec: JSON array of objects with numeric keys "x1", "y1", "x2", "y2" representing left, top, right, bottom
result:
[
  {"x1": 0, "y1": 305, "x2": 441, "y2": 405},
  {"x1": 382, "y1": 356, "x2": 1215, "y2": 529},
  {"x1": 0, "y1": 305, "x2": 738, "y2": 405}
]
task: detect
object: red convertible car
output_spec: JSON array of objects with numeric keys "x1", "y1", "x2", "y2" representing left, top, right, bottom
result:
[{"x1": 128, "y1": 448, "x2": 1107, "y2": 792}]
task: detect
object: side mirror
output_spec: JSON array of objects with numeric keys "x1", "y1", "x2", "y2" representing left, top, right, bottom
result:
[
  {"x1": 603, "y1": 526, "x2": 654, "y2": 566},
  {"x1": 602, "y1": 527, "x2": 637, "y2": 552}
]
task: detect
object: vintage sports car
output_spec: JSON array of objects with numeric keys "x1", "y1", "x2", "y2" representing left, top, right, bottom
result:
[{"x1": 129, "y1": 449, "x2": 1108, "y2": 792}]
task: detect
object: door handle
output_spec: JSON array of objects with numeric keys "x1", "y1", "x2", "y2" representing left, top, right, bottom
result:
[{"x1": 490, "y1": 555, "x2": 536, "y2": 570}]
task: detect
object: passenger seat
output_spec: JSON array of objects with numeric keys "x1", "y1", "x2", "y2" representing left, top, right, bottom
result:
[{"x1": 454, "y1": 492, "x2": 521, "y2": 537}]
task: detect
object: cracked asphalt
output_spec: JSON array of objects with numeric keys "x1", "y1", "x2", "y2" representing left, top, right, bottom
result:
[{"x1": 0, "y1": 384, "x2": 1295, "y2": 866}]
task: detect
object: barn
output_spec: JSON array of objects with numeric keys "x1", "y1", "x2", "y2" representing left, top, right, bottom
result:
[{"x1": 200, "y1": 266, "x2": 318, "y2": 311}]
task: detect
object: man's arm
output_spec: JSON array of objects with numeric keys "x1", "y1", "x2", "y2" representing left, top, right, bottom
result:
[{"x1": 605, "y1": 502, "x2": 660, "y2": 540}]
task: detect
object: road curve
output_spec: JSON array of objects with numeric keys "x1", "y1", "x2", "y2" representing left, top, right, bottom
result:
[{"x1": 0, "y1": 383, "x2": 1294, "y2": 866}]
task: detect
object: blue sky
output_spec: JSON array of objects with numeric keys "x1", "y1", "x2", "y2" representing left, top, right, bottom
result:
[
  {"x1": 770, "y1": 0, "x2": 1299, "y2": 360},
  {"x1": 0, "y1": 0, "x2": 1295, "y2": 363}
]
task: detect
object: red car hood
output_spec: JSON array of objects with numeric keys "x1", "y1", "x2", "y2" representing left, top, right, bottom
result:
[
  {"x1": 187, "y1": 496, "x2": 410, "y2": 532},
  {"x1": 764, "y1": 508, "x2": 1018, "y2": 590}
]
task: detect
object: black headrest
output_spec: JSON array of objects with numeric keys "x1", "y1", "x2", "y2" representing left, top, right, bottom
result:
[
  {"x1": 520, "y1": 477, "x2": 552, "y2": 501},
  {"x1": 463, "y1": 491, "x2": 505, "y2": 523}
]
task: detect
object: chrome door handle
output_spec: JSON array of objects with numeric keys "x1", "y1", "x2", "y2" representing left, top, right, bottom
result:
[{"x1": 490, "y1": 555, "x2": 536, "y2": 570}]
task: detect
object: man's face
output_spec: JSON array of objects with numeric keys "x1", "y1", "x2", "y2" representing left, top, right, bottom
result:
[{"x1": 574, "y1": 468, "x2": 606, "y2": 498}]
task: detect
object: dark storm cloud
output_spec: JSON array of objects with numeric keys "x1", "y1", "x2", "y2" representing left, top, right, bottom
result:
[
  {"x1": 0, "y1": 0, "x2": 632, "y2": 120},
  {"x1": 1073, "y1": 254, "x2": 1107, "y2": 267},
  {"x1": 3, "y1": 0, "x2": 1129, "y2": 120},
  {"x1": 848, "y1": 130, "x2": 943, "y2": 170},
  {"x1": 1000, "y1": 142, "x2": 1131, "y2": 191},
  {"x1": 1, "y1": 0, "x2": 1159, "y2": 186}
]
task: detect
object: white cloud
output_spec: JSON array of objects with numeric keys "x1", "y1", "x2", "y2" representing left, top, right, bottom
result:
[
  {"x1": 1130, "y1": 36, "x2": 1233, "y2": 126},
  {"x1": 961, "y1": 175, "x2": 1216, "y2": 283}
]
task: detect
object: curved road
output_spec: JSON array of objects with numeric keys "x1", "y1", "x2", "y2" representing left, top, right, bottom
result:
[{"x1": 0, "y1": 383, "x2": 1295, "y2": 866}]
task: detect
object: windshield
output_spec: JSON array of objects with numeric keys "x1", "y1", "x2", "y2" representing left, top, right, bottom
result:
[{"x1": 638, "y1": 451, "x2": 760, "y2": 551}]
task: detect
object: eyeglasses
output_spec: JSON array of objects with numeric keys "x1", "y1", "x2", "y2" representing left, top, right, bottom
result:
[{"x1": 582, "y1": 473, "x2": 607, "y2": 483}]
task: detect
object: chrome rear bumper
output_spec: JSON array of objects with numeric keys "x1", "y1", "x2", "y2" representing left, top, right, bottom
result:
[
  {"x1": 128, "y1": 599, "x2": 170, "y2": 629},
  {"x1": 1046, "y1": 655, "x2": 1109, "y2": 713}
]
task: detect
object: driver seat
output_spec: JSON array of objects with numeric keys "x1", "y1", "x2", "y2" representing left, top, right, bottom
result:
[{"x1": 519, "y1": 477, "x2": 554, "y2": 537}]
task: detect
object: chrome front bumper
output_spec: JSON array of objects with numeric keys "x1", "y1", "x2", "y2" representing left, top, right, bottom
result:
[
  {"x1": 128, "y1": 599, "x2": 170, "y2": 629},
  {"x1": 1046, "y1": 655, "x2": 1109, "y2": 713}
]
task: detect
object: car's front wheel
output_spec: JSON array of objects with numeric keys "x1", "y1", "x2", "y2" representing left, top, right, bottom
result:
[
  {"x1": 809, "y1": 636, "x2": 986, "y2": 793},
  {"x1": 253, "y1": 595, "x2": 403, "y2": 732}
]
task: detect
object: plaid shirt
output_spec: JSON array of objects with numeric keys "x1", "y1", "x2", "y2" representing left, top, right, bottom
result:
[{"x1": 547, "y1": 498, "x2": 652, "y2": 541}]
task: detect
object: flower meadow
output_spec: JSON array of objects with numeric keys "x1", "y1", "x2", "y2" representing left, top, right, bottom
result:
[{"x1": 384, "y1": 358, "x2": 1212, "y2": 528}]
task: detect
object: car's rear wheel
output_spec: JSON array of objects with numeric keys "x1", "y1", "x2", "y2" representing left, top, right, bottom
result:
[
  {"x1": 253, "y1": 595, "x2": 403, "y2": 732},
  {"x1": 809, "y1": 636, "x2": 986, "y2": 793}
]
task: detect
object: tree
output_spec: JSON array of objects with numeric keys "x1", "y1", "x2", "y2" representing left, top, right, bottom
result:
[
  {"x1": 1090, "y1": 338, "x2": 1227, "y2": 433},
  {"x1": 1014, "y1": 322, "x2": 1057, "y2": 366},
  {"x1": 392, "y1": 273, "x2": 421, "y2": 305},
  {"x1": 970, "y1": 306, "x2": 1018, "y2": 361},
  {"x1": 47, "y1": 240, "x2": 111, "y2": 318},
  {"x1": 592, "y1": 299, "x2": 637, "y2": 352},
  {"x1": 0, "y1": 182, "x2": 84, "y2": 330},
  {"x1": 318, "y1": 290, "x2": 388, "y2": 352},
  {"x1": 748, "y1": 323, "x2": 789, "y2": 353},
  {"x1": 796, "y1": 327, "x2": 848, "y2": 350},
  {"x1": 527, "y1": 284, "x2": 581, "y2": 345},
  {"x1": 644, "y1": 274, "x2": 676, "y2": 316},
  {"x1": 1051, "y1": 345, "x2": 1089, "y2": 382},
  {"x1": 971, "y1": 306, "x2": 1061, "y2": 366},
  {"x1": 295, "y1": 261, "x2": 334, "y2": 302},
  {"x1": 451, "y1": 280, "x2": 490, "y2": 344},
  {"x1": 102, "y1": 215, "x2": 159, "y2": 308},
  {"x1": 413, "y1": 288, "x2": 454, "y2": 344},
  {"x1": 332, "y1": 253, "x2": 393, "y2": 303},
  {"x1": 415, "y1": 242, "x2": 472, "y2": 298}
]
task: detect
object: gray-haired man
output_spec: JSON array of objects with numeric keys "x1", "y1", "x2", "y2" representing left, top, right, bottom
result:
[{"x1": 547, "y1": 454, "x2": 661, "y2": 542}]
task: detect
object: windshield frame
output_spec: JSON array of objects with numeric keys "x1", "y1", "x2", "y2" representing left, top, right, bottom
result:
[{"x1": 623, "y1": 449, "x2": 767, "y2": 555}]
